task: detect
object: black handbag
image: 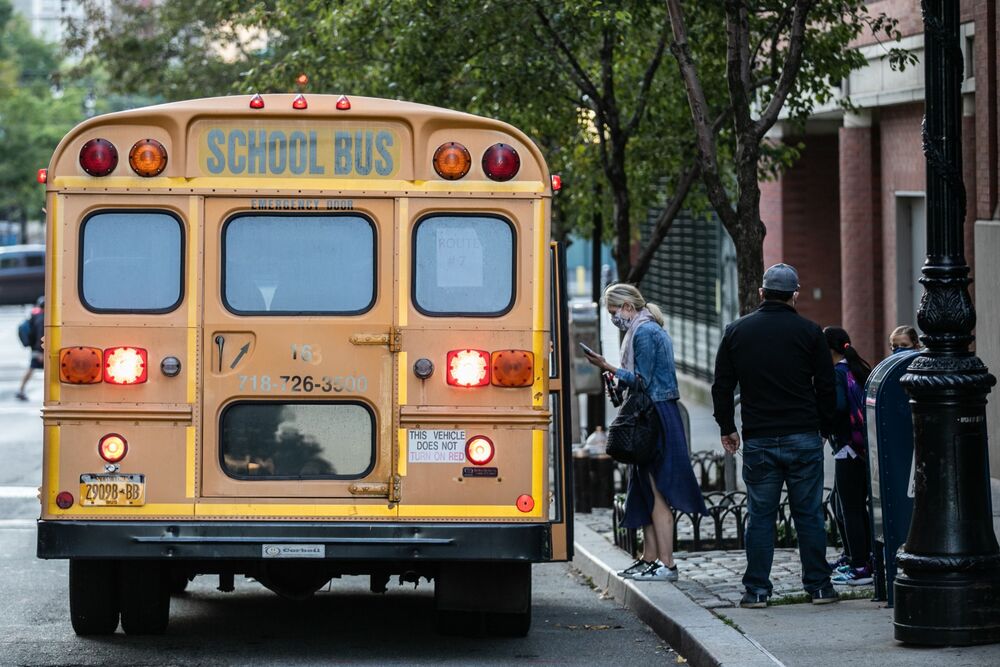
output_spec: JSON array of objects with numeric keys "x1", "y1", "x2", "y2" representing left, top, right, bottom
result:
[{"x1": 605, "y1": 376, "x2": 660, "y2": 465}]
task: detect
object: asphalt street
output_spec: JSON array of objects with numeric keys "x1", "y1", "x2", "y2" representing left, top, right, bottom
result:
[{"x1": 0, "y1": 305, "x2": 677, "y2": 666}]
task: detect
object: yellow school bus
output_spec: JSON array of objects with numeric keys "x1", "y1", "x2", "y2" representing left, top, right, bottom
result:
[{"x1": 36, "y1": 94, "x2": 573, "y2": 637}]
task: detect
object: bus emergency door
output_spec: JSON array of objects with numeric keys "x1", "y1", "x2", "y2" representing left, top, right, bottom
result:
[{"x1": 200, "y1": 198, "x2": 397, "y2": 501}]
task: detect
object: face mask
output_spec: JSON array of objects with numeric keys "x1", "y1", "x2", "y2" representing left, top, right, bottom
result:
[{"x1": 611, "y1": 312, "x2": 631, "y2": 332}]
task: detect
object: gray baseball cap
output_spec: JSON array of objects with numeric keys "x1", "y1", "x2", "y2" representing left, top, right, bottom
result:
[{"x1": 762, "y1": 263, "x2": 800, "y2": 292}]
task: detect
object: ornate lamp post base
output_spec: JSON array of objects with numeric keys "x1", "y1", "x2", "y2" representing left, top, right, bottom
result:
[{"x1": 893, "y1": 2, "x2": 1000, "y2": 645}]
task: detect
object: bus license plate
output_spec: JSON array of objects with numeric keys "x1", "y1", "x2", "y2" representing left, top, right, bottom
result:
[{"x1": 79, "y1": 474, "x2": 146, "y2": 507}]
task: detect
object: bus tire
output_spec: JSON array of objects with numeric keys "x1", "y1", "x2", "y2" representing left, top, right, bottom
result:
[
  {"x1": 168, "y1": 570, "x2": 190, "y2": 595},
  {"x1": 119, "y1": 562, "x2": 170, "y2": 635},
  {"x1": 487, "y1": 607, "x2": 532, "y2": 638},
  {"x1": 69, "y1": 559, "x2": 120, "y2": 635},
  {"x1": 434, "y1": 562, "x2": 531, "y2": 637}
]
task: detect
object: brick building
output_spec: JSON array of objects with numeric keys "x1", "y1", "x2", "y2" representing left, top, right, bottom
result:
[{"x1": 761, "y1": 0, "x2": 1000, "y2": 475}]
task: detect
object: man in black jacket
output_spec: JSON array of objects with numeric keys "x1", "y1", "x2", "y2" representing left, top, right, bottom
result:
[{"x1": 712, "y1": 263, "x2": 838, "y2": 608}]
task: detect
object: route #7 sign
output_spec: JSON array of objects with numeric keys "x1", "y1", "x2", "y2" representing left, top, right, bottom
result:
[{"x1": 408, "y1": 429, "x2": 466, "y2": 463}]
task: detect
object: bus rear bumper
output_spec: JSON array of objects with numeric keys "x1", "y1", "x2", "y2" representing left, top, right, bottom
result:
[{"x1": 36, "y1": 520, "x2": 554, "y2": 562}]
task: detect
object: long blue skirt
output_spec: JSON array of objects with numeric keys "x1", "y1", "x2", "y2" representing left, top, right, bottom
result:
[{"x1": 621, "y1": 400, "x2": 709, "y2": 529}]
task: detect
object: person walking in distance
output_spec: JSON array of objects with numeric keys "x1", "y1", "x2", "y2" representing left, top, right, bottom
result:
[
  {"x1": 16, "y1": 296, "x2": 45, "y2": 401},
  {"x1": 582, "y1": 283, "x2": 708, "y2": 582},
  {"x1": 823, "y1": 326, "x2": 874, "y2": 586},
  {"x1": 711, "y1": 264, "x2": 838, "y2": 608}
]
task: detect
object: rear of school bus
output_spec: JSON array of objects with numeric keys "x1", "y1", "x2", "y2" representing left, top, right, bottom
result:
[{"x1": 36, "y1": 94, "x2": 574, "y2": 637}]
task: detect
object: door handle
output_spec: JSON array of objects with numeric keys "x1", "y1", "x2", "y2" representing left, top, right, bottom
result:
[{"x1": 215, "y1": 335, "x2": 225, "y2": 373}]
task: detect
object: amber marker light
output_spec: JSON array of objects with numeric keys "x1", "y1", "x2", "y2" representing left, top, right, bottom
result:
[
  {"x1": 446, "y1": 349, "x2": 490, "y2": 387},
  {"x1": 128, "y1": 139, "x2": 167, "y2": 177},
  {"x1": 98, "y1": 433, "x2": 128, "y2": 463},
  {"x1": 59, "y1": 346, "x2": 103, "y2": 384},
  {"x1": 433, "y1": 142, "x2": 471, "y2": 180},
  {"x1": 103, "y1": 347, "x2": 148, "y2": 385},
  {"x1": 491, "y1": 350, "x2": 534, "y2": 387},
  {"x1": 79, "y1": 138, "x2": 118, "y2": 176}
]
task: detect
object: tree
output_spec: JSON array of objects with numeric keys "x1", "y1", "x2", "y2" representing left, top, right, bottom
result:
[
  {"x1": 67, "y1": 1, "x2": 908, "y2": 301},
  {"x1": 665, "y1": 0, "x2": 913, "y2": 313},
  {"x1": 0, "y1": 1, "x2": 86, "y2": 238}
]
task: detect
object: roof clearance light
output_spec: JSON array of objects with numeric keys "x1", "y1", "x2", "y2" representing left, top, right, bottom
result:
[
  {"x1": 37, "y1": 169, "x2": 47, "y2": 184},
  {"x1": 465, "y1": 435, "x2": 495, "y2": 466},
  {"x1": 433, "y1": 142, "x2": 471, "y2": 180},
  {"x1": 103, "y1": 347, "x2": 148, "y2": 385},
  {"x1": 491, "y1": 350, "x2": 534, "y2": 387},
  {"x1": 249, "y1": 93, "x2": 265, "y2": 109},
  {"x1": 446, "y1": 349, "x2": 491, "y2": 387},
  {"x1": 79, "y1": 138, "x2": 118, "y2": 177},
  {"x1": 128, "y1": 139, "x2": 168, "y2": 177},
  {"x1": 98, "y1": 433, "x2": 128, "y2": 463},
  {"x1": 292, "y1": 94, "x2": 308, "y2": 110},
  {"x1": 335, "y1": 95, "x2": 351, "y2": 110},
  {"x1": 59, "y1": 346, "x2": 103, "y2": 384},
  {"x1": 551, "y1": 174, "x2": 562, "y2": 192},
  {"x1": 482, "y1": 143, "x2": 520, "y2": 181}
]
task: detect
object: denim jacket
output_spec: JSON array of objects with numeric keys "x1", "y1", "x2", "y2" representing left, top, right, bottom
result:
[{"x1": 614, "y1": 321, "x2": 680, "y2": 401}]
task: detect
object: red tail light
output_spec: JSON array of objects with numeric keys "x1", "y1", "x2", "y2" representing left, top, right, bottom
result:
[
  {"x1": 103, "y1": 347, "x2": 148, "y2": 385},
  {"x1": 249, "y1": 93, "x2": 265, "y2": 109},
  {"x1": 336, "y1": 95, "x2": 351, "y2": 110},
  {"x1": 99, "y1": 433, "x2": 128, "y2": 463},
  {"x1": 79, "y1": 138, "x2": 118, "y2": 176},
  {"x1": 482, "y1": 143, "x2": 520, "y2": 181},
  {"x1": 465, "y1": 436, "x2": 495, "y2": 465},
  {"x1": 446, "y1": 349, "x2": 490, "y2": 387},
  {"x1": 292, "y1": 94, "x2": 308, "y2": 110},
  {"x1": 37, "y1": 168, "x2": 47, "y2": 184}
]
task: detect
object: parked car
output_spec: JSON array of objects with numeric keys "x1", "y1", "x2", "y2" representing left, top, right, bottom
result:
[{"x1": 0, "y1": 244, "x2": 45, "y2": 305}]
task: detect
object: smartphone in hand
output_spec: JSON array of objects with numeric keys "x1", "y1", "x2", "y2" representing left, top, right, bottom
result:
[{"x1": 579, "y1": 342, "x2": 598, "y2": 356}]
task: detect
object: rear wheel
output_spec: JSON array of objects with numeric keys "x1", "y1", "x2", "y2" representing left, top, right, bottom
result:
[
  {"x1": 168, "y1": 570, "x2": 190, "y2": 595},
  {"x1": 69, "y1": 559, "x2": 120, "y2": 635},
  {"x1": 119, "y1": 562, "x2": 170, "y2": 635}
]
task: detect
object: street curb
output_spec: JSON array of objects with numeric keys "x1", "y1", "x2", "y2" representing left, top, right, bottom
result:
[{"x1": 572, "y1": 520, "x2": 784, "y2": 667}]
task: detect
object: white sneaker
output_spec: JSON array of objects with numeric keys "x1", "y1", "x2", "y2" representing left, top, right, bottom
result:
[
  {"x1": 633, "y1": 560, "x2": 675, "y2": 582},
  {"x1": 617, "y1": 559, "x2": 653, "y2": 579}
]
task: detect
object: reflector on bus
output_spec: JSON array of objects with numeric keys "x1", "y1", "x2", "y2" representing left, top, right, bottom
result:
[{"x1": 447, "y1": 349, "x2": 490, "y2": 387}]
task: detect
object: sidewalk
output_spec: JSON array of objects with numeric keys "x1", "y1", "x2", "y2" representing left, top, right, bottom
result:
[{"x1": 571, "y1": 510, "x2": 1000, "y2": 667}]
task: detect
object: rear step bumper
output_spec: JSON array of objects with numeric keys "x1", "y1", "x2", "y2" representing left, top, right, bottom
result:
[{"x1": 37, "y1": 520, "x2": 553, "y2": 561}]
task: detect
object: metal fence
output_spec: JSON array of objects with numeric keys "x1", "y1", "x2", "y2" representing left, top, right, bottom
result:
[{"x1": 612, "y1": 450, "x2": 842, "y2": 555}]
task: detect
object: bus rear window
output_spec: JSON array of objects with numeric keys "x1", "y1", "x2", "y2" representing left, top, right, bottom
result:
[
  {"x1": 413, "y1": 214, "x2": 515, "y2": 316},
  {"x1": 221, "y1": 402, "x2": 374, "y2": 479},
  {"x1": 223, "y1": 214, "x2": 375, "y2": 314},
  {"x1": 80, "y1": 211, "x2": 183, "y2": 312}
]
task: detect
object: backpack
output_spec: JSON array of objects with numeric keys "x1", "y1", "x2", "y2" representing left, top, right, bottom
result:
[
  {"x1": 844, "y1": 370, "x2": 867, "y2": 456},
  {"x1": 17, "y1": 318, "x2": 33, "y2": 348}
]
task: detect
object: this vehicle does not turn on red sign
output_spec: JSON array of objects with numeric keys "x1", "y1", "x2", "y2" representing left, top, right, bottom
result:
[{"x1": 407, "y1": 429, "x2": 466, "y2": 463}]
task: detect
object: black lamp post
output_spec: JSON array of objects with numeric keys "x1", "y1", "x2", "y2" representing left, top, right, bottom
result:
[{"x1": 895, "y1": 0, "x2": 1000, "y2": 645}]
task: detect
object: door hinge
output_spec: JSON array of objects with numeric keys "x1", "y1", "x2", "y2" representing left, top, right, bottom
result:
[
  {"x1": 389, "y1": 474, "x2": 402, "y2": 503},
  {"x1": 349, "y1": 327, "x2": 402, "y2": 352},
  {"x1": 349, "y1": 482, "x2": 389, "y2": 496}
]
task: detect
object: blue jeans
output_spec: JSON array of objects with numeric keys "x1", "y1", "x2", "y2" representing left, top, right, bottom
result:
[{"x1": 742, "y1": 432, "x2": 831, "y2": 596}]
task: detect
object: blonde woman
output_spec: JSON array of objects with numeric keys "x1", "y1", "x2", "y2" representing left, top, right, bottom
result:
[{"x1": 582, "y1": 283, "x2": 708, "y2": 581}]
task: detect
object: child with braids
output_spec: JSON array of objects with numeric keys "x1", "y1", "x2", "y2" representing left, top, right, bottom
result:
[{"x1": 823, "y1": 326, "x2": 874, "y2": 586}]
